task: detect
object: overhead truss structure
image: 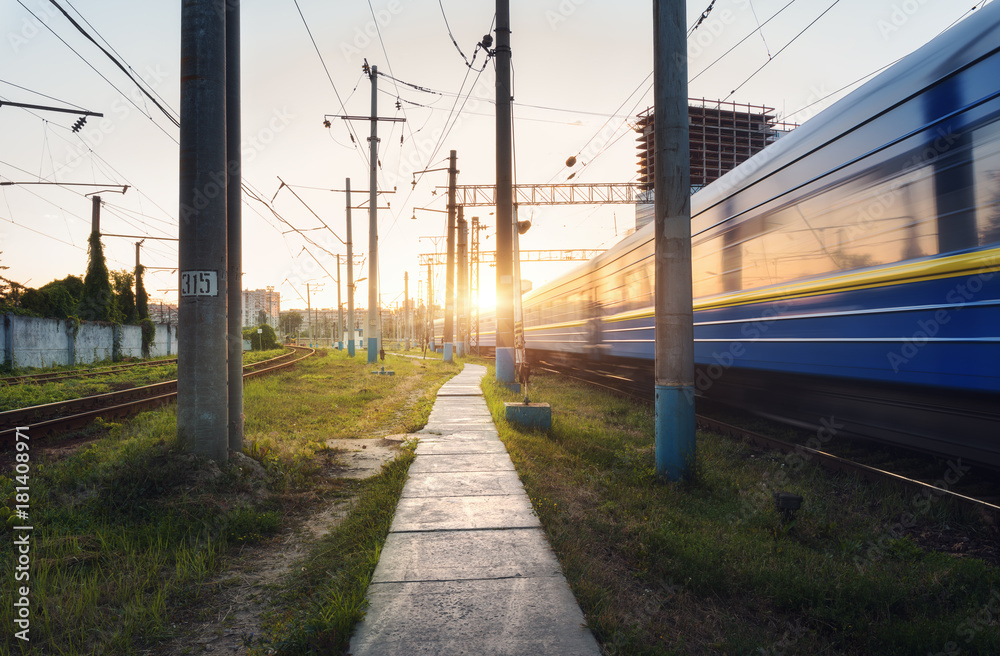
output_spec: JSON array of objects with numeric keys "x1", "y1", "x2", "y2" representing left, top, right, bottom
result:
[
  {"x1": 418, "y1": 249, "x2": 604, "y2": 267},
  {"x1": 444, "y1": 183, "x2": 645, "y2": 207}
]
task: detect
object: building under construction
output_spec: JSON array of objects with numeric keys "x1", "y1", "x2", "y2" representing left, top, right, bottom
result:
[{"x1": 635, "y1": 99, "x2": 797, "y2": 228}]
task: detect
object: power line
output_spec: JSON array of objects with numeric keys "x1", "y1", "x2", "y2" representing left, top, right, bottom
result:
[
  {"x1": 14, "y1": 1, "x2": 177, "y2": 142},
  {"x1": 45, "y1": 0, "x2": 180, "y2": 127},
  {"x1": 291, "y1": 0, "x2": 370, "y2": 170},
  {"x1": 722, "y1": 0, "x2": 843, "y2": 104}
]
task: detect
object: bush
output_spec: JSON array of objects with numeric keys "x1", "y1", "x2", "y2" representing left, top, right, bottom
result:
[{"x1": 243, "y1": 324, "x2": 278, "y2": 350}]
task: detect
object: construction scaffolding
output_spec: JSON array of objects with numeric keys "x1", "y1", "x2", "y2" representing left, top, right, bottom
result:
[{"x1": 636, "y1": 99, "x2": 798, "y2": 193}]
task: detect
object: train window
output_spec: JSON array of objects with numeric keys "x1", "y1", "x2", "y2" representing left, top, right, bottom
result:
[{"x1": 973, "y1": 121, "x2": 1000, "y2": 246}]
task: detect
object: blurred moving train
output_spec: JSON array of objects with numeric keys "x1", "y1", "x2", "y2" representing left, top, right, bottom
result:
[{"x1": 442, "y1": 6, "x2": 1000, "y2": 467}]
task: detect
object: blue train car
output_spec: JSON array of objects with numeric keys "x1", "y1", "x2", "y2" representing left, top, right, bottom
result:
[{"x1": 518, "y1": 6, "x2": 1000, "y2": 466}]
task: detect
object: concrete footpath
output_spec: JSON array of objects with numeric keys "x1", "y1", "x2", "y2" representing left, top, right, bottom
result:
[{"x1": 348, "y1": 363, "x2": 602, "y2": 656}]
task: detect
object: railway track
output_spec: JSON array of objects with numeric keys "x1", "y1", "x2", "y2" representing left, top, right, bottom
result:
[
  {"x1": 0, "y1": 347, "x2": 313, "y2": 446},
  {"x1": 0, "y1": 357, "x2": 179, "y2": 386},
  {"x1": 532, "y1": 361, "x2": 1000, "y2": 526}
]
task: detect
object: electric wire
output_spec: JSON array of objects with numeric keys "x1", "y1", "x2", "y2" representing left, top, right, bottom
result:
[
  {"x1": 46, "y1": 0, "x2": 179, "y2": 127},
  {"x1": 14, "y1": 1, "x2": 177, "y2": 142},
  {"x1": 291, "y1": 0, "x2": 370, "y2": 171},
  {"x1": 722, "y1": 0, "x2": 843, "y2": 104}
]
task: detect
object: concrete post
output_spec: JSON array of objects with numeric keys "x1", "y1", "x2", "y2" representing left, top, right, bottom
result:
[
  {"x1": 346, "y1": 178, "x2": 356, "y2": 357},
  {"x1": 178, "y1": 0, "x2": 228, "y2": 463},
  {"x1": 226, "y1": 0, "x2": 243, "y2": 453},
  {"x1": 367, "y1": 66, "x2": 380, "y2": 364},
  {"x1": 653, "y1": 0, "x2": 695, "y2": 481},
  {"x1": 444, "y1": 149, "x2": 457, "y2": 362},
  {"x1": 457, "y1": 211, "x2": 468, "y2": 358},
  {"x1": 495, "y1": 0, "x2": 515, "y2": 384}
]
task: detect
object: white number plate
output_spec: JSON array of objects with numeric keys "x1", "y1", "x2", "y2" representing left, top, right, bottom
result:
[{"x1": 180, "y1": 270, "x2": 219, "y2": 297}]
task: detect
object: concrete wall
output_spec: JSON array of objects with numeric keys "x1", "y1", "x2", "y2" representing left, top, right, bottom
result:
[
  {"x1": 2, "y1": 314, "x2": 179, "y2": 369},
  {"x1": 74, "y1": 321, "x2": 114, "y2": 364}
]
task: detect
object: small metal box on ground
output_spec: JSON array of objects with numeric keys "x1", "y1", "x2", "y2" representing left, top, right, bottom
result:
[{"x1": 504, "y1": 402, "x2": 551, "y2": 433}]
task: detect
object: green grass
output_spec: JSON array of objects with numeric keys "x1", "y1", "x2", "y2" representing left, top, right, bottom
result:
[
  {"x1": 481, "y1": 368, "x2": 1000, "y2": 656},
  {"x1": 0, "y1": 348, "x2": 458, "y2": 655},
  {"x1": 252, "y1": 446, "x2": 416, "y2": 655}
]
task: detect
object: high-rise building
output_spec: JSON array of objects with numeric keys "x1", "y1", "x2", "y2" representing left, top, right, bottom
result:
[{"x1": 242, "y1": 287, "x2": 280, "y2": 330}]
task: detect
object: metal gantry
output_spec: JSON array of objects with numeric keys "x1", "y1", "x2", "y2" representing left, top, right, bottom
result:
[{"x1": 445, "y1": 183, "x2": 645, "y2": 207}]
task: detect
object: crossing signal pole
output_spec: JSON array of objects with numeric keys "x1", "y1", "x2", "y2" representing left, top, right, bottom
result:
[{"x1": 653, "y1": 0, "x2": 695, "y2": 480}]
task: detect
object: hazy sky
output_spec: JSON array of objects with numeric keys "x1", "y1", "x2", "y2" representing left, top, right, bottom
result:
[{"x1": 0, "y1": 0, "x2": 989, "y2": 314}]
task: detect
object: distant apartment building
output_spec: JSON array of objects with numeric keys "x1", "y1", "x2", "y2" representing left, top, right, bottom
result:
[{"x1": 242, "y1": 287, "x2": 280, "y2": 330}]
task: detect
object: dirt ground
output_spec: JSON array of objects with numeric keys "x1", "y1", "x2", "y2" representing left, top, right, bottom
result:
[{"x1": 148, "y1": 435, "x2": 412, "y2": 656}]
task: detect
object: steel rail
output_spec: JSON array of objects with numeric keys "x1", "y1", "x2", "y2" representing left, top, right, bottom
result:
[
  {"x1": 533, "y1": 363, "x2": 1000, "y2": 525},
  {"x1": 0, "y1": 347, "x2": 313, "y2": 445}
]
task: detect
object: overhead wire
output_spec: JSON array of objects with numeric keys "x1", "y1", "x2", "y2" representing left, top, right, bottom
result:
[{"x1": 291, "y1": 0, "x2": 370, "y2": 170}]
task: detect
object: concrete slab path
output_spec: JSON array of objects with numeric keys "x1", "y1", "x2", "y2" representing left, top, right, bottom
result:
[{"x1": 347, "y1": 364, "x2": 602, "y2": 656}]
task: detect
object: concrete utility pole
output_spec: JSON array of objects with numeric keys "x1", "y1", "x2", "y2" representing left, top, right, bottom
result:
[
  {"x1": 346, "y1": 178, "x2": 356, "y2": 357},
  {"x1": 91, "y1": 195, "x2": 101, "y2": 234},
  {"x1": 226, "y1": 0, "x2": 243, "y2": 452},
  {"x1": 367, "y1": 65, "x2": 380, "y2": 364},
  {"x1": 404, "y1": 271, "x2": 410, "y2": 351},
  {"x1": 337, "y1": 254, "x2": 343, "y2": 349},
  {"x1": 653, "y1": 0, "x2": 695, "y2": 480},
  {"x1": 306, "y1": 282, "x2": 313, "y2": 347},
  {"x1": 457, "y1": 210, "x2": 468, "y2": 357},
  {"x1": 444, "y1": 150, "x2": 458, "y2": 362},
  {"x1": 178, "y1": 0, "x2": 228, "y2": 463},
  {"x1": 427, "y1": 261, "x2": 433, "y2": 347},
  {"x1": 495, "y1": 0, "x2": 515, "y2": 385}
]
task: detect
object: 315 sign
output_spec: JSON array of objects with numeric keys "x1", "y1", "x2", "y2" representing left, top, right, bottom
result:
[{"x1": 180, "y1": 271, "x2": 219, "y2": 297}]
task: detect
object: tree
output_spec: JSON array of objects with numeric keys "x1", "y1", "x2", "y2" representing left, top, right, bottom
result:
[
  {"x1": 242, "y1": 323, "x2": 278, "y2": 350},
  {"x1": 111, "y1": 270, "x2": 138, "y2": 324},
  {"x1": 257, "y1": 308, "x2": 267, "y2": 326},
  {"x1": 135, "y1": 264, "x2": 149, "y2": 321},
  {"x1": 81, "y1": 232, "x2": 116, "y2": 322},
  {"x1": 19, "y1": 276, "x2": 83, "y2": 319}
]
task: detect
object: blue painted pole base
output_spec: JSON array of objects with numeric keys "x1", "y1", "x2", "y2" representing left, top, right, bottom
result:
[
  {"x1": 348, "y1": 340, "x2": 355, "y2": 357},
  {"x1": 496, "y1": 347, "x2": 515, "y2": 385},
  {"x1": 367, "y1": 337, "x2": 378, "y2": 364},
  {"x1": 655, "y1": 385, "x2": 696, "y2": 481},
  {"x1": 444, "y1": 342, "x2": 454, "y2": 363},
  {"x1": 338, "y1": 341, "x2": 343, "y2": 350}
]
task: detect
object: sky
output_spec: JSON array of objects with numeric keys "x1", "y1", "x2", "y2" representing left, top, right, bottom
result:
[{"x1": 0, "y1": 0, "x2": 991, "y2": 316}]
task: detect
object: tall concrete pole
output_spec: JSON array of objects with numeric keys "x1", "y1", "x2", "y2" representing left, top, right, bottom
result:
[
  {"x1": 226, "y1": 0, "x2": 243, "y2": 453},
  {"x1": 178, "y1": 0, "x2": 228, "y2": 463},
  {"x1": 306, "y1": 282, "x2": 312, "y2": 347},
  {"x1": 457, "y1": 210, "x2": 468, "y2": 358},
  {"x1": 404, "y1": 271, "x2": 410, "y2": 351},
  {"x1": 337, "y1": 254, "x2": 343, "y2": 349},
  {"x1": 444, "y1": 149, "x2": 458, "y2": 362},
  {"x1": 653, "y1": 0, "x2": 695, "y2": 480},
  {"x1": 346, "y1": 178, "x2": 356, "y2": 357},
  {"x1": 427, "y1": 261, "x2": 433, "y2": 348},
  {"x1": 367, "y1": 65, "x2": 380, "y2": 363},
  {"x1": 91, "y1": 195, "x2": 101, "y2": 234},
  {"x1": 495, "y1": 0, "x2": 515, "y2": 385}
]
